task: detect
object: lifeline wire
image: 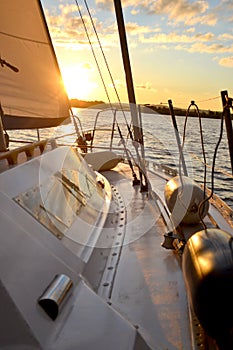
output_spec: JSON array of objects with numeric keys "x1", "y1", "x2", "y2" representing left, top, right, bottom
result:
[
  {"x1": 74, "y1": 0, "x2": 114, "y2": 111},
  {"x1": 179, "y1": 101, "x2": 208, "y2": 229},
  {"x1": 76, "y1": 0, "x2": 149, "y2": 188},
  {"x1": 83, "y1": 0, "x2": 146, "y2": 170},
  {"x1": 74, "y1": 1, "x2": 140, "y2": 178},
  {"x1": 82, "y1": 0, "x2": 133, "y2": 137},
  {"x1": 77, "y1": 0, "x2": 134, "y2": 146},
  {"x1": 200, "y1": 108, "x2": 225, "y2": 229},
  {"x1": 189, "y1": 103, "x2": 208, "y2": 229}
]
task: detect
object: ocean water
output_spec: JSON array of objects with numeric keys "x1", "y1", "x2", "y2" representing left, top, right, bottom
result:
[{"x1": 8, "y1": 107, "x2": 233, "y2": 209}]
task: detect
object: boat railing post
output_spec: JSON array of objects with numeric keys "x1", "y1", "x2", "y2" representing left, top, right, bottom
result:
[
  {"x1": 168, "y1": 99, "x2": 188, "y2": 177},
  {"x1": 138, "y1": 104, "x2": 145, "y2": 160},
  {"x1": 0, "y1": 104, "x2": 8, "y2": 152},
  {"x1": 221, "y1": 90, "x2": 233, "y2": 175},
  {"x1": 110, "y1": 109, "x2": 117, "y2": 151},
  {"x1": 37, "y1": 128, "x2": 40, "y2": 141}
]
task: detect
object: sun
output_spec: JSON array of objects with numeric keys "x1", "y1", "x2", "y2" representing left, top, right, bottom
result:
[{"x1": 61, "y1": 65, "x2": 97, "y2": 100}]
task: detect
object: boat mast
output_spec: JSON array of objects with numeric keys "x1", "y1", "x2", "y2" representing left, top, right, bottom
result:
[
  {"x1": 113, "y1": 0, "x2": 148, "y2": 190},
  {"x1": 113, "y1": 0, "x2": 140, "y2": 140}
]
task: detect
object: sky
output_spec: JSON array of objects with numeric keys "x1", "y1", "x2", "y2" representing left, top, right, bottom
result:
[{"x1": 41, "y1": 0, "x2": 233, "y2": 111}]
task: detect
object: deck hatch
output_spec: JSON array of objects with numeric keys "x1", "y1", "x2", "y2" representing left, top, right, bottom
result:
[{"x1": 13, "y1": 150, "x2": 105, "y2": 239}]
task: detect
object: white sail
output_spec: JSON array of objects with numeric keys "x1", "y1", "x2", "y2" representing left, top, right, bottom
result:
[{"x1": 0, "y1": 0, "x2": 70, "y2": 129}]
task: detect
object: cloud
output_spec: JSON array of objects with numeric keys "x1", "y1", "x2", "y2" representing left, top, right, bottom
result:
[
  {"x1": 213, "y1": 0, "x2": 233, "y2": 23},
  {"x1": 109, "y1": 78, "x2": 157, "y2": 93},
  {"x1": 186, "y1": 27, "x2": 196, "y2": 33},
  {"x1": 219, "y1": 56, "x2": 233, "y2": 67},
  {"x1": 95, "y1": 0, "x2": 113, "y2": 11},
  {"x1": 147, "y1": 0, "x2": 208, "y2": 17},
  {"x1": 188, "y1": 42, "x2": 233, "y2": 54},
  {"x1": 96, "y1": 0, "x2": 217, "y2": 26},
  {"x1": 46, "y1": 3, "x2": 159, "y2": 50},
  {"x1": 136, "y1": 82, "x2": 157, "y2": 92},
  {"x1": 45, "y1": 1, "x2": 233, "y2": 61},
  {"x1": 141, "y1": 31, "x2": 214, "y2": 44},
  {"x1": 125, "y1": 22, "x2": 152, "y2": 35},
  {"x1": 147, "y1": 0, "x2": 218, "y2": 26},
  {"x1": 139, "y1": 29, "x2": 233, "y2": 57},
  {"x1": 45, "y1": 4, "x2": 118, "y2": 50},
  {"x1": 218, "y1": 33, "x2": 233, "y2": 41}
]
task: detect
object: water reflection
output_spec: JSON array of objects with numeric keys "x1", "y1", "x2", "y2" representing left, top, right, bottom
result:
[{"x1": 7, "y1": 107, "x2": 233, "y2": 208}]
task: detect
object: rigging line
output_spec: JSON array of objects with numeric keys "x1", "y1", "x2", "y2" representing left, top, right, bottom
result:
[
  {"x1": 179, "y1": 106, "x2": 189, "y2": 182},
  {"x1": 191, "y1": 102, "x2": 208, "y2": 229},
  {"x1": 74, "y1": 0, "x2": 115, "y2": 112},
  {"x1": 77, "y1": 1, "x2": 132, "y2": 146},
  {"x1": 82, "y1": 0, "x2": 133, "y2": 140},
  {"x1": 75, "y1": 0, "x2": 137, "y2": 178},
  {"x1": 185, "y1": 102, "x2": 207, "y2": 229},
  {"x1": 83, "y1": 0, "x2": 141, "y2": 166},
  {"x1": 179, "y1": 102, "x2": 208, "y2": 230},
  {"x1": 196, "y1": 96, "x2": 220, "y2": 103},
  {"x1": 68, "y1": 99, "x2": 81, "y2": 138},
  {"x1": 116, "y1": 123, "x2": 138, "y2": 177},
  {"x1": 202, "y1": 109, "x2": 225, "y2": 218}
]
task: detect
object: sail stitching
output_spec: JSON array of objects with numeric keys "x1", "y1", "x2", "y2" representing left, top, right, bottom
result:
[{"x1": 0, "y1": 31, "x2": 48, "y2": 45}]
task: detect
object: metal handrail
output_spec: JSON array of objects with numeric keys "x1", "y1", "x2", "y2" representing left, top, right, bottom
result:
[{"x1": 90, "y1": 108, "x2": 117, "y2": 151}]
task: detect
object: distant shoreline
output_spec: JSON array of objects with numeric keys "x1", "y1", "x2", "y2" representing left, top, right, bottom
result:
[
  {"x1": 70, "y1": 99, "x2": 229, "y2": 119},
  {"x1": 69, "y1": 99, "x2": 105, "y2": 109},
  {"x1": 144, "y1": 104, "x2": 224, "y2": 119}
]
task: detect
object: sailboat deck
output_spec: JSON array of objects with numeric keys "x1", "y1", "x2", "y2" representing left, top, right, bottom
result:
[
  {"x1": 0, "y1": 147, "x2": 231, "y2": 349},
  {"x1": 91, "y1": 162, "x2": 219, "y2": 349},
  {"x1": 95, "y1": 164, "x2": 230, "y2": 349}
]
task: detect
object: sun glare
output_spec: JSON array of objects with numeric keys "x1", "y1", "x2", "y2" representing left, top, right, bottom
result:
[{"x1": 61, "y1": 65, "x2": 96, "y2": 100}]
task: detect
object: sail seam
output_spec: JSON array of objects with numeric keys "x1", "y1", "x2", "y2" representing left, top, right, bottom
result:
[{"x1": 0, "y1": 31, "x2": 48, "y2": 45}]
